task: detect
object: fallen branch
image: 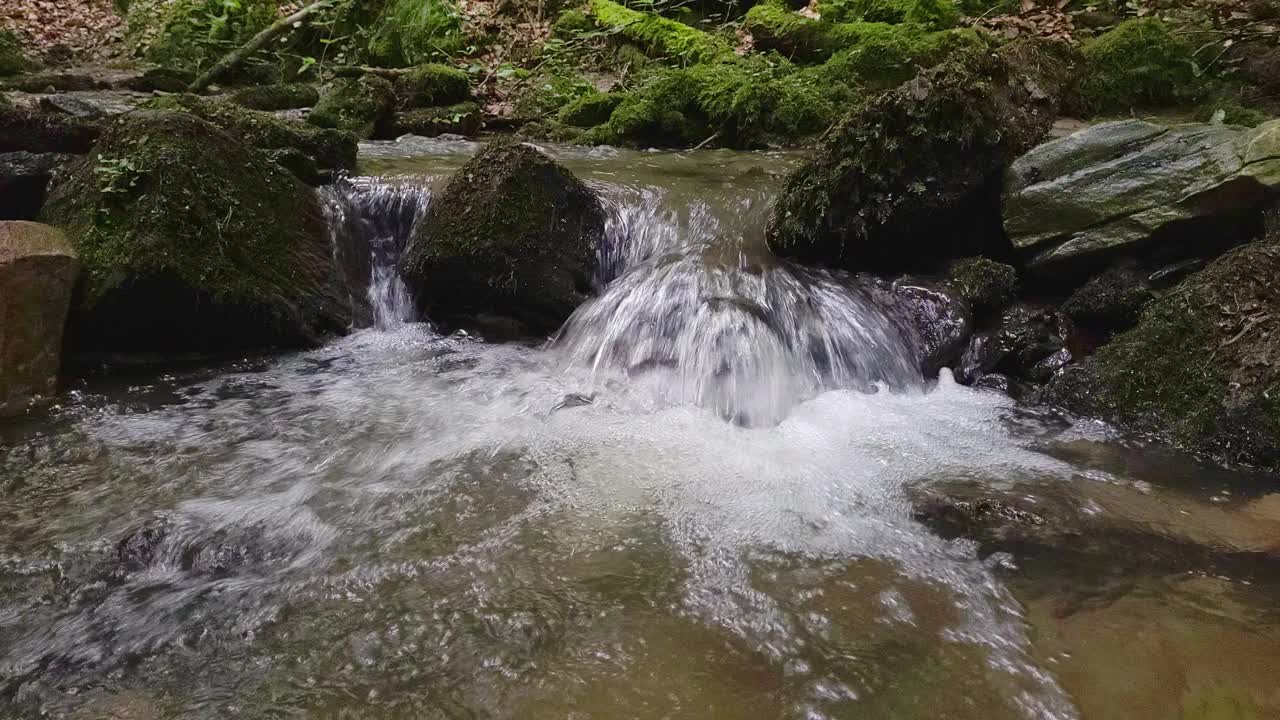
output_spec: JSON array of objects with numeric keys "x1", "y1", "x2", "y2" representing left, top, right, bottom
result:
[{"x1": 188, "y1": 0, "x2": 337, "y2": 93}]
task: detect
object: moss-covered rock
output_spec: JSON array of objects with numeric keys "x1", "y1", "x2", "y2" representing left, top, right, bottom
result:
[
  {"x1": 1046, "y1": 238, "x2": 1280, "y2": 471},
  {"x1": 126, "y1": 66, "x2": 197, "y2": 93},
  {"x1": 0, "y1": 106, "x2": 102, "y2": 154},
  {"x1": 767, "y1": 46, "x2": 1058, "y2": 274},
  {"x1": 0, "y1": 31, "x2": 33, "y2": 77},
  {"x1": 230, "y1": 83, "x2": 321, "y2": 111},
  {"x1": 400, "y1": 138, "x2": 604, "y2": 337},
  {"x1": 391, "y1": 101, "x2": 482, "y2": 137},
  {"x1": 821, "y1": 0, "x2": 961, "y2": 28},
  {"x1": 38, "y1": 111, "x2": 351, "y2": 351},
  {"x1": 1059, "y1": 266, "x2": 1152, "y2": 337},
  {"x1": 580, "y1": 58, "x2": 836, "y2": 148},
  {"x1": 945, "y1": 257, "x2": 1017, "y2": 314},
  {"x1": 394, "y1": 63, "x2": 471, "y2": 109},
  {"x1": 1079, "y1": 18, "x2": 1202, "y2": 115},
  {"x1": 558, "y1": 92, "x2": 625, "y2": 127},
  {"x1": 308, "y1": 75, "x2": 396, "y2": 139},
  {"x1": 140, "y1": 94, "x2": 357, "y2": 180},
  {"x1": 591, "y1": 0, "x2": 736, "y2": 64}
]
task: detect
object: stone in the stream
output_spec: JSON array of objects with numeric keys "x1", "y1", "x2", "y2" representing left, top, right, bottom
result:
[
  {"x1": 400, "y1": 137, "x2": 604, "y2": 337},
  {"x1": 391, "y1": 102, "x2": 482, "y2": 138},
  {"x1": 874, "y1": 279, "x2": 974, "y2": 377},
  {"x1": 0, "y1": 221, "x2": 79, "y2": 416},
  {"x1": 1005, "y1": 119, "x2": 1280, "y2": 280},
  {"x1": 1060, "y1": 265, "x2": 1153, "y2": 338},
  {"x1": 393, "y1": 63, "x2": 471, "y2": 109},
  {"x1": 0, "y1": 104, "x2": 102, "y2": 154},
  {"x1": 1046, "y1": 234, "x2": 1280, "y2": 472},
  {"x1": 957, "y1": 304, "x2": 1075, "y2": 385},
  {"x1": 308, "y1": 75, "x2": 396, "y2": 139},
  {"x1": 766, "y1": 44, "x2": 1060, "y2": 274},
  {"x1": 0, "y1": 151, "x2": 71, "y2": 220},
  {"x1": 39, "y1": 110, "x2": 352, "y2": 352},
  {"x1": 944, "y1": 257, "x2": 1018, "y2": 317}
]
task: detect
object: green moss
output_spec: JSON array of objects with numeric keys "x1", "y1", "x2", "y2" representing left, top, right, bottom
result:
[
  {"x1": 558, "y1": 92, "x2": 625, "y2": 127},
  {"x1": 551, "y1": 9, "x2": 596, "y2": 39},
  {"x1": 392, "y1": 101, "x2": 482, "y2": 136},
  {"x1": 946, "y1": 257, "x2": 1017, "y2": 312},
  {"x1": 140, "y1": 94, "x2": 356, "y2": 175},
  {"x1": 821, "y1": 0, "x2": 960, "y2": 28},
  {"x1": 590, "y1": 0, "x2": 736, "y2": 64},
  {"x1": 0, "y1": 30, "x2": 32, "y2": 77},
  {"x1": 1080, "y1": 18, "x2": 1203, "y2": 115},
  {"x1": 394, "y1": 63, "x2": 471, "y2": 109},
  {"x1": 1195, "y1": 96, "x2": 1270, "y2": 127},
  {"x1": 230, "y1": 83, "x2": 320, "y2": 111},
  {"x1": 513, "y1": 69, "x2": 596, "y2": 120},
  {"x1": 366, "y1": 0, "x2": 466, "y2": 66},
  {"x1": 134, "y1": 0, "x2": 277, "y2": 71},
  {"x1": 38, "y1": 110, "x2": 347, "y2": 348},
  {"x1": 581, "y1": 57, "x2": 838, "y2": 148},
  {"x1": 308, "y1": 75, "x2": 396, "y2": 139}
]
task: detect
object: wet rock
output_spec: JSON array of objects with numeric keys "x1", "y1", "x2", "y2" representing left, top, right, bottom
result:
[
  {"x1": 767, "y1": 45, "x2": 1059, "y2": 274},
  {"x1": 0, "y1": 151, "x2": 71, "y2": 220},
  {"x1": 0, "y1": 105, "x2": 102, "y2": 154},
  {"x1": 37, "y1": 95, "x2": 105, "y2": 119},
  {"x1": 116, "y1": 526, "x2": 167, "y2": 574},
  {"x1": 401, "y1": 137, "x2": 604, "y2": 337},
  {"x1": 0, "y1": 221, "x2": 79, "y2": 415},
  {"x1": 1060, "y1": 265, "x2": 1153, "y2": 338},
  {"x1": 308, "y1": 75, "x2": 395, "y2": 139},
  {"x1": 1005, "y1": 120, "x2": 1280, "y2": 280},
  {"x1": 391, "y1": 102, "x2": 482, "y2": 138},
  {"x1": 957, "y1": 304, "x2": 1074, "y2": 385},
  {"x1": 39, "y1": 111, "x2": 351, "y2": 352},
  {"x1": 877, "y1": 279, "x2": 973, "y2": 376},
  {"x1": 944, "y1": 257, "x2": 1017, "y2": 317},
  {"x1": 1045, "y1": 237, "x2": 1280, "y2": 471}
]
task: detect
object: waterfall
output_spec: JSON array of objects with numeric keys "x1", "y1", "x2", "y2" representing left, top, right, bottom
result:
[{"x1": 319, "y1": 177, "x2": 430, "y2": 330}]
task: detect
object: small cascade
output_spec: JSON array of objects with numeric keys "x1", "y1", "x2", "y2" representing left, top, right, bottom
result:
[{"x1": 319, "y1": 177, "x2": 431, "y2": 330}]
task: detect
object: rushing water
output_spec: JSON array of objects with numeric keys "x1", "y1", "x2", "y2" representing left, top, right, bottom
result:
[{"x1": 2, "y1": 138, "x2": 1279, "y2": 720}]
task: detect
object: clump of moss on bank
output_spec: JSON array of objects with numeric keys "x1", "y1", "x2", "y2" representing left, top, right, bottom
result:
[
  {"x1": 1079, "y1": 18, "x2": 1203, "y2": 114},
  {"x1": 820, "y1": 0, "x2": 961, "y2": 28},
  {"x1": 558, "y1": 92, "x2": 624, "y2": 127},
  {"x1": 39, "y1": 111, "x2": 350, "y2": 350},
  {"x1": 395, "y1": 63, "x2": 471, "y2": 108},
  {"x1": 590, "y1": 0, "x2": 736, "y2": 64},
  {"x1": 946, "y1": 257, "x2": 1017, "y2": 314}
]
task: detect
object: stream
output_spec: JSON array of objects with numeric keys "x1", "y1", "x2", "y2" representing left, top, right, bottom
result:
[{"x1": 2, "y1": 137, "x2": 1279, "y2": 720}]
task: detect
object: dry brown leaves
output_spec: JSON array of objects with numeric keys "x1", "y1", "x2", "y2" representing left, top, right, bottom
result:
[
  {"x1": 0, "y1": 0, "x2": 125, "y2": 61},
  {"x1": 968, "y1": 0, "x2": 1076, "y2": 44}
]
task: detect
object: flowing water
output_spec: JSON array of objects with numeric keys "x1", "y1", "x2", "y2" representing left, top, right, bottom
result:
[{"x1": 2, "y1": 138, "x2": 1279, "y2": 720}]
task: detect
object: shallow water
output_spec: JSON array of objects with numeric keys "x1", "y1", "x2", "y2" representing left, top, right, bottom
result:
[{"x1": 2, "y1": 138, "x2": 1278, "y2": 719}]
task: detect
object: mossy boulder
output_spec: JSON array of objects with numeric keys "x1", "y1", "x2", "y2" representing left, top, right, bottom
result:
[
  {"x1": 230, "y1": 83, "x2": 321, "y2": 111},
  {"x1": 141, "y1": 94, "x2": 357, "y2": 181},
  {"x1": 821, "y1": 0, "x2": 961, "y2": 28},
  {"x1": 400, "y1": 138, "x2": 604, "y2": 337},
  {"x1": 0, "y1": 105, "x2": 102, "y2": 154},
  {"x1": 0, "y1": 31, "x2": 33, "y2": 77},
  {"x1": 767, "y1": 46, "x2": 1058, "y2": 274},
  {"x1": 1059, "y1": 265, "x2": 1153, "y2": 338},
  {"x1": 391, "y1": 102, "x2": 482, "y2": 137},
  {"x1": 0, "y1": 222, "x2": 79, "y2": 415},
  {"x1": 591, "y1": 0, "x2": 736, "y2": 64},
  {"x1": 308, "y1": 75, "x2": 396, "y2": 139},
  {"x1": 1079, "y1": 18, "x2": 1202, "y2": 115},
  {"x1": 1005, "y1": 120, "x2": 1280, "y2": 279},
  {"x1": 945, "y1": 257, "x2": 1017, "y2": 315},
  {"x1": 1046, "y1": 237, "x2": 1280, "y2": 472},
  {"x1": 558, "y1": 92, "x2": 625, "y2": 127},
  {"x1": 394, "y1": 63, "x2": 470, "y2": 109},
  {"x1": 39, "y1": 111, "x2": 351, "y2": 351}
]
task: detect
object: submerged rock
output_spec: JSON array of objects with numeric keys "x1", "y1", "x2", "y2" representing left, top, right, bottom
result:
[
  {"x1": 1005, "y1": 120, "x2": 1280, "y2": 279},
  {"x1": 40, "y1": 111, "x2": 351, "y2": 352},
  {"x1": 400, "y1": 138, "x2": 604, "y2": 337},
  {"x1": 767, "y1": 45, "x2": 1059, "y2": 274},
  {"x1": 1046, "y1": 236, "x2": 1280, "y2": 471},
  {"x1": 0, "y1": 222, "x2": 79, "y2": 415}
]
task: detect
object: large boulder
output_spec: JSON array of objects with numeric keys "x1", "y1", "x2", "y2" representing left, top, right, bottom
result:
[
  {"x1": 1005, "y1": 120, "x2": 1280, "y2": 280},
  {"x1": 1046, "y1": 235, "x2": 1280, "y2": 472},
  {"x1": 40, "y1": 111, "x2": 351, "y2": 352},
  {"x1": 766, "y1": 45, "x2": 1061, "y2": 274},
  {"x1": 0, "y1": 222, "x2": 79, "y2": 415},
  {"x1": 400, "y1": 138, "x2": 604, "y2": 337}
]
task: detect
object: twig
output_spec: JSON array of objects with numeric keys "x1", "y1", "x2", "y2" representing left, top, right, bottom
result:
[{"x1": 188, "y1": 0, "x2": 337, "y2": 93}]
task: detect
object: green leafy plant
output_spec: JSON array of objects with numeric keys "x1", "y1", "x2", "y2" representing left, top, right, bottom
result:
[{"x1": 95, "y1": 156, "x2": 142, "y2": 196}]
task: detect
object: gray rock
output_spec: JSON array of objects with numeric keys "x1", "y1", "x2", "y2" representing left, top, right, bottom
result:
[
  {"x1": 0, "y1": 221, "x2": 79, "y2": 415},
  {"x1": 1005, "y1": 119, "x2": 1280, "y2": 277},
  {"x1": 37, "y1": 94, "x2": 104, "y2": 119}
]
